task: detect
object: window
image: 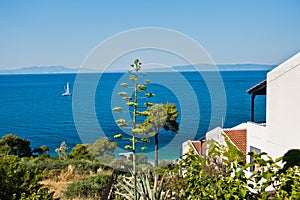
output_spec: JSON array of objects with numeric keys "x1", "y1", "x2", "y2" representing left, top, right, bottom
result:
[{"x1": 250, "y1": 146, "x2": 261, "y2": 172}]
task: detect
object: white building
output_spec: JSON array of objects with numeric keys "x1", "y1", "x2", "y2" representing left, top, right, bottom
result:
[
  {"x1": 182, "y1": 52, "x2": 300, "y2": 164},
  {"x1": 248, "y1": 52, "x2": 300, "y2": 160}
]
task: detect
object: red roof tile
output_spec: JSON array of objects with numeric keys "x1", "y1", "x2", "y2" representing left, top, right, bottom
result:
[
  {"x1": 223, "y1": 129, "x2": 247, "y2": 155},
  {"x1": 191, "y1": 141, "x2": 201, "y2": 154}
]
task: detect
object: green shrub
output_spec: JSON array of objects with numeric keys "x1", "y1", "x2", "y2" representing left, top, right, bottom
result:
[
  {"x1": 0, "y1": 155, "x2": 54, "y2": 199},
  {"x1": 0, "y1": 134, "x2": 32, "y2": 157},
  {"x1": 69, "y1": 144, "x2": 95, "y2": 160},
  {"x1": 27, "y1": 157, "x2": 110, "y2": 178},
  {"x1": 63, "y1": 174, "x2": 111, "y2": 199}
]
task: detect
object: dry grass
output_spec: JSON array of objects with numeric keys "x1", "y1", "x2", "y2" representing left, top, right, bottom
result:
[{"x1": 40, "y1": 165, "x2": 108, "y2": 199}]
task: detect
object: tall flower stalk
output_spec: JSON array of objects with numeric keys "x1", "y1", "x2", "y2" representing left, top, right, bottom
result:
[{"x1": 113, "y1": 59, "x2": 153, "y2": 200}]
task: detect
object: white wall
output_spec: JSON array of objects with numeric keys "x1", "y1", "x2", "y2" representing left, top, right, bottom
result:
[
  {"x1": 266, "y1": 52, "x2": 300, "y2": 159},
  {"x1": 246, "y1": 122, "x2": 267, "y2": 163},
  {"x1": 206, "y1": 127, "x2": 226, "y2": 155},
  {"x1": 181, "y1": 140, "x2": 191, "y2": 156}
]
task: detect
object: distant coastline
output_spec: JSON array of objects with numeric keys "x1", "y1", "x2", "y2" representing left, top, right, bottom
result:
[{"x1": 0, "y1": 64, "x2": 276, "y2": 74}]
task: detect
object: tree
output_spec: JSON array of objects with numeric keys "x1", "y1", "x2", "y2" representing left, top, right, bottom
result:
[
  {"x1": 281, "y1": 149, "x2": 300, "y2": 171},
  {"x1": 0, "y1": 134, "x2": 32, "y2": 157},
  {"x1": 32, "y1": 145, "x2": 50, "y2": 157},
  {"x1": 89, "y1": 137, "x2": 117, "y2": 157},
  {"x1": 69, "y1": 144, "x2": 94, "y2": 160},
  {"x1": 113, "y1": 59, "x2": 153, "y2": 200},
  {"x1": 144, "y1": 103, "x2": 179, "y2": 167}
]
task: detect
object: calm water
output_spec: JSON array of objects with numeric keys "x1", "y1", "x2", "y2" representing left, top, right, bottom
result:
[{"x1": 0, "y1": 71, "x2": 267, "y2": 160}]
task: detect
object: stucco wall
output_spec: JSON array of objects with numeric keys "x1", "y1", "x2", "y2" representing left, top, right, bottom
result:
[
  {"x1": 266, "y1": 52, "x2": 300, "y2": 159},
  {"x1": 182, "y1": 140, "x2": 191, "y2": 156},
  {"x1": 246, "y1": 122, "x2": 267, "y2": 163},
  {"x1": 206, "y1": 127, "x2": 226, "y2": 155}
]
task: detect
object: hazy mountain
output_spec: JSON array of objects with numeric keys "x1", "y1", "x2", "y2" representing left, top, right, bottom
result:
[
  {"x1": 0, "y1": 66, "x2": 78, "y2": 74},
  {"x1": 0, "y1": 64, "x2": 277, "y2": 74},
  {"x1": 172, "y1": 64, "x2": 277, "y2": 71}
]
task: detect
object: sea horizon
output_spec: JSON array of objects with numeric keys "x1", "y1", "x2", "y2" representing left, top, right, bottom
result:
[{"x1": 0, "y1": 70, "x2": 268, "y2": 161}]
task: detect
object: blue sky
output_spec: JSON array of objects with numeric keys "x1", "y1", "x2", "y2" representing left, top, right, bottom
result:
[{"x1": 1, "y1": 0, "x2": 300, "y2": 69}]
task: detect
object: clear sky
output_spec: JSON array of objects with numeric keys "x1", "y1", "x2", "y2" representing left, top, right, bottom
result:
[{"x1": 1, "y1": 0, "x2": 300, "y2": 69}]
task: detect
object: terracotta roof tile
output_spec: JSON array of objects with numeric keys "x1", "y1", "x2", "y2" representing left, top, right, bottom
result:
[
  {"x1": 223, "y1": 129, "x2": 247, "y2": 155},
  {"x1": 191, "y1": 141, "x2": 201, "y2": 154}
]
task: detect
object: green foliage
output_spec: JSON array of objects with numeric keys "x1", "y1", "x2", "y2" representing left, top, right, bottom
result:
[
  {"x1": 142, "y1": 103, "x2": 179, "y2": 167},
  {"x1": 158, "y1": 160, "x2": 174, "y2": 169},
  {"x1": 281, "y1": 149, "x2": 300, "y2": 171},
  {"x1": 113, "y1": 59, "x2": 153, "y2": 199},
  {"x1": 207, "y1": 135, "x2": 244, "y2": 166},
  {"x1": 172, "y1": 148, "x2": 300, "y2": 199},
  {"x1": 89, "y1": 137, "x2": 117, "y2": 158},
  {"x1": 114, "y1": 171, "x2": 173, "y2": 200},
  {"x1": 113, "y1": 58, "x2": 153, "y2": 142},
  {"x1": 148, "y1": 104, "x2": 168, "y2": 131},
  {"x1": 97, "y1": 155, "x2": 115, "y2": 165},
  {"x1": 25, "y1": 157, "x2": 109, "y2": 179},
  {"x1": 69, "y1": 144, "x2": 94, "y2": 160},
  {"x1": 130, "y1": 153, "x2": 149, "y2": 165},
  {"x1": 0, "y1": 133, "x2": 32, "y2": 157},
  {"x1": 223, "y1": 134, "x2": 245, "y2": 162},
  {"x1": 0, "y1": 155, "x2": 54, "y2": 199},
  {"x1": 63, "y1": 174, "x2": 111, "y2": 199},
  {"x1": 247, "y1": 151, "x2": 300, "y2": 199},
  {"x1": 33, "y1": 145, "x2": 50, "y2": 157},
  {"x1": 178, "y1": 148, "x2": 251, "y2": 199}
]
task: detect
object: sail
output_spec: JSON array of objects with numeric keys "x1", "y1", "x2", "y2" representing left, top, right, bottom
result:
[
  {"x1": 66, "y1": 82, "x2": 70, "y2": 93},
  {"x1": 62, "y1": 82, "x2": 71, "y2": 96}
]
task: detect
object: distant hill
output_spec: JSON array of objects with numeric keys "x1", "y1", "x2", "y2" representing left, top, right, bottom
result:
[
  {"x1": 172, "y1": 64, "x2": 277, "y2": 71},
  {"x1": 0, "y1": 66, "x2": 78, "y2": 74},
  {"x1": 0, "y1": 64, "x2": 277, "y2": 74}
]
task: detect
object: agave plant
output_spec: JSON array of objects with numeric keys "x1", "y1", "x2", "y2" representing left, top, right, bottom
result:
[{"x1": 113, "y1": 170, "x2": 174, "y2": 200}]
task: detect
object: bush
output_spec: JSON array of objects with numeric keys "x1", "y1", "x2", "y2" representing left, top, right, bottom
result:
[
  {"x1": 63, "y1": 174, "x2": 111, "y2": 199},
  {"x1": 0, "y1": 134, "x2": 32, "y2": 157},
  {"x1": 69, "y1": 144, "x2": 95, "y2": 160},
  {"x1": 0, "y1": 155, "x2": 54, "y2": 199},
  {"x1": 27, "y1": 157, "x2": 110, "y2": 178}
]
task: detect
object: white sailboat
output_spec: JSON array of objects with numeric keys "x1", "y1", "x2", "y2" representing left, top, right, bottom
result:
[{"x1": 62, "y1": 82, "x2": 71, "y2": 96}]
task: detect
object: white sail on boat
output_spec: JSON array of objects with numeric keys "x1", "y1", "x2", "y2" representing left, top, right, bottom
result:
[{"x1": 62, "y1": 82, "x2": 71, "y2": 96}]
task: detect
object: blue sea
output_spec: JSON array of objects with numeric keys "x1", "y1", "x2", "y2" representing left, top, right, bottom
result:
[{"x1": 0, "y1": 71, "x2": 267, "y2": 160}]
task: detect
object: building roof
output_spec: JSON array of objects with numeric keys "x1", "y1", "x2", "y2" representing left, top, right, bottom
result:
[
  {"x1": 268, "y1": 52, "x2": 300, "y2": 82},
  {"x1": 223, "y1": 129, "x2": 247, "y2": 155},
  {"x1": 191, "y1": 141, "x2": 201, "y2": 153},
  {"x1": 246, "y1": 79, "x2": 267, "y2": 95}
]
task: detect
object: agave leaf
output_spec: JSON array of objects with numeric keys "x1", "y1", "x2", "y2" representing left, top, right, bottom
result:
[{"x1": 145, "y1": 174, "x2": 152, "y2": 199}]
